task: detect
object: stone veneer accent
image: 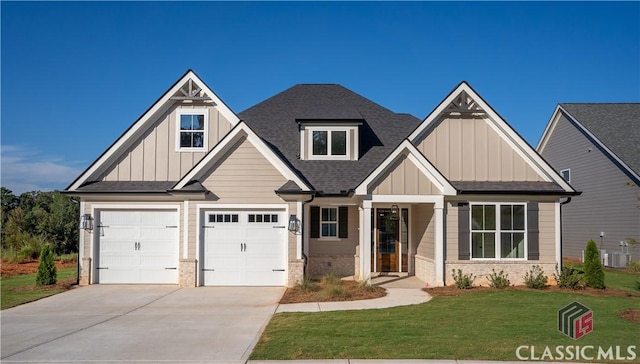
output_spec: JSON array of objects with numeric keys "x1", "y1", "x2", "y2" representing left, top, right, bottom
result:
[
  {"x1": 415, "y1": 255, "x2": 438, "y2": 287},
  {"x1": 354, "y1": 249, "x2": 360, "y2": 281},
  {"x1": 308, "y1": 255, "x2": 355, "y2": 278},
  {"x1": 288, "y1": 259, "x2": 304, "y2": 287},
  {"x1": 80, "y1": 257, "x2": 91, "y2": 285},
  {"x1": 179, "y1": 259, "x2": 197, "y2": 287},
  {"x1": 445, "y1": 261, "x2": 558, "y2": 286}
]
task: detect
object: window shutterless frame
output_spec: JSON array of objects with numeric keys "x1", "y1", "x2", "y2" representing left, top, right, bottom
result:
[
  {"x1": 176, "y1": 109, "x2": 208, "y2": 152},
  {"x1": 469, "y1": 202, "x2": 527, "y2": 260},
  {"x1": 306, "y1": 126, "x2": 352, "y2": 160}
]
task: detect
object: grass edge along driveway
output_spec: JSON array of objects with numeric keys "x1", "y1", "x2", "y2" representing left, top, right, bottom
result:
[
  {"x1": 1, "y1": 267, "x2": 77, "y2": 310},
  {"x1": 252, "y1": 276, "x2": 639, "y2": 362}
]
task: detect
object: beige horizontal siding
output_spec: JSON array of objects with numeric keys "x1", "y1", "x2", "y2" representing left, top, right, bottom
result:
[
  {"x1": 445, "y1": 202, "x2": 459, "y2": 260},
  {"x1": 417, "y1": 116, "x2": 544, "y2": 182},
  {"x1": 538, "y1": 202, "x2": 556, "y2": 261},
  {"x1": 200, "y1": 137, "x2": 287, "y2": 204},
  {"x1": 413, "y1": 204, "x2": 435, "y2": 258},
  {"x1": 309, "y1": 205, "x2": 359, "y2": 257}
]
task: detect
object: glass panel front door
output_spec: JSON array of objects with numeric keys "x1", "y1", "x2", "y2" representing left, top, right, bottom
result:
[{"x1": 375, "y1": 209, "x2": 399, "y2": 272}]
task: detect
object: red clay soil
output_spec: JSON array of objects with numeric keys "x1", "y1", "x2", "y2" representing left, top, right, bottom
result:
[{"x1": 1, "y1": 260, "x2": 77, "y2": 277}]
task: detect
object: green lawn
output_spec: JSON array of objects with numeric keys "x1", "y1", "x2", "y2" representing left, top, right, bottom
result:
[
  {"x1": 1, "y1": 268, "x2": 77, "y2": 310},
  {"x1": 605, "y1": 268, "x2": 640, "y2": 293},
  {"x1": 251, "y1": 271, "x2": 640, "y2": 361}
]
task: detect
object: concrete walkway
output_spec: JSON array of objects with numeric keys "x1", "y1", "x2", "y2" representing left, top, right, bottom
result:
[{"x1": 276, "y1": 276, "x2": 431, "y2": 313}]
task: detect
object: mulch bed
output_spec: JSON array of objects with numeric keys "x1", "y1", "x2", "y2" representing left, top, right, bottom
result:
[
  {"x1": 280, "y1": 280, "x2": 386, "y2": 304},
  {"x1": 618, "y1": 309, "x2": 640, "y2": 323},
  {"x1": 1, "y1": 260, "x2": 77, "y2": 277},
  {"x1": 425, "y1": 284, "x2": 639, "y2": 298}
]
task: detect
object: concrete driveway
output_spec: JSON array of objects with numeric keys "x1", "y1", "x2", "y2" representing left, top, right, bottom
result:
[{"x1": 1, "y1": 285, "x2": 284, "y2": 363}]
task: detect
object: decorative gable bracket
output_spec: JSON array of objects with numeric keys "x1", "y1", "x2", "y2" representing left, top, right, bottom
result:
[
  {"x1": 443, "y1": 91, "x2": 486, "y2": 115},
  {"x1": 170, "y1": 79, "x2": 216, "y2": 103}
]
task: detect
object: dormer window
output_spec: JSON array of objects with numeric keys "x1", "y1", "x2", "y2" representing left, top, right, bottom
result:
[
  {"x1": 312, "y1": 129, "x2": 347, "y2": 157},
  {"x1": 176, "y1": 109, "x2": 208, "y2": 151},
  {"x1": 299, "y1": 122, "x2": 361, "y2": 161}
]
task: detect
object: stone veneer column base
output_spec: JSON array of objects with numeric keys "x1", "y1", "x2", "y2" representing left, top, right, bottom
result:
[
  {"x1": 288, "y1": 259, "x2": 304, "y2": 287},
  {"x1": 79, "y1": 257, "x2": 91, "y2": 285},
  {"x1": 179, "y1": 259, "x2": 197, "y2": 287}
]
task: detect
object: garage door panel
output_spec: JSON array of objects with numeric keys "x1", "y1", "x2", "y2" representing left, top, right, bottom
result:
[
  {"x1": 97, "y1": 210, "x2": 178, "y2": 284},
  {"x1": 203, "y1": 210, "x2": 286, "y2": 286}
]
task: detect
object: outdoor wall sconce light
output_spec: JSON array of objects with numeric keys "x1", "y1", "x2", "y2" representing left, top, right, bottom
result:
[
  {"x1": 390, "y1": 204, "x2": 400, "y2": 220},
  {"x1": 81, "y1": 214, "x2": 94, "y2": 231},
  {"x1": 288, "y1": 214, "x2": 300, "y2": 232}
]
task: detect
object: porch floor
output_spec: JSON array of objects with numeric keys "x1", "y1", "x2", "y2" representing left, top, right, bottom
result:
[{"x1": 371, "y1": 275, "x2": 427, "y2": 289}]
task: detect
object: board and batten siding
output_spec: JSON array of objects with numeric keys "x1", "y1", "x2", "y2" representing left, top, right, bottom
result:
[
  {"x1": 371, "y1": 155, "x2": 439, "y2": 195},
  {"x1": 540, "y1": 113, "x2": 640, "y2": 259},
  {"x1": 417, "y1": 116, "x2": 543, "y2": 182},
  {"x1": 100, "y1": 103, "x2": 232, "y2": 181}
]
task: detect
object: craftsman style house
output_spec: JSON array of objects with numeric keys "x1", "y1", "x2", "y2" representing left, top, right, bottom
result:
[
  {"x1": 538, "y1": 104, "x2": 640, "y2": 261},
  {"x1": 65, "y1": 70, "x2": 577, "y2": 287}
]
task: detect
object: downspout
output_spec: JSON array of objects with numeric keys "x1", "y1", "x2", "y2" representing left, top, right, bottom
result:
[
  {"x1": 301, "y1": 194, "x2": 315, "y2": 277},
  {"x1": 559, "y1": 197, "x2": 572, "y2": 271}
]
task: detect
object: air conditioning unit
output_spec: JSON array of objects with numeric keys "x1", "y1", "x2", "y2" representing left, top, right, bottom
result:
[{"x1": 607, "y1": 252, "x2": 631, "y2": 269}]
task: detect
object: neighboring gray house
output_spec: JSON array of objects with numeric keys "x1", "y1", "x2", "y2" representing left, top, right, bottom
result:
[{"x1": 537, "y1": 103, "x2": 640, "y2": 262}]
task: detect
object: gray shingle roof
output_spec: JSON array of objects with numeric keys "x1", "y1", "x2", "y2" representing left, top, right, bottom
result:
[
  {"x1": 560, "y1": 103, "x2": 640, "y2": 175},
  {"x1": 239, "y1": 84, "x2": 421, "y2": 194},
  {"x1": 76, "y1": 181, "x2": 207, "y2": 193},
  {"x1": 451, "y1": 181, "x2": 568, "y2": 194}
]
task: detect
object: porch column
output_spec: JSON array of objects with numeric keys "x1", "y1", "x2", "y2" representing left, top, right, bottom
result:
[
  {"x1": 434, "y1": 198, "x2": 445, "y2": 286},
  {"x1": 359, "y1": 200, "x2": 372, "y2": 283}
]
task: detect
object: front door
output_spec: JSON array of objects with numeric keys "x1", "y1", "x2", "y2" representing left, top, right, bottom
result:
[{"x1": 376, "y1": 209, "x2": 399, "y2": 272}]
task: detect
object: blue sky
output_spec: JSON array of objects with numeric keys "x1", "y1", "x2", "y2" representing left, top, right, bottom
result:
[{"x1": 2, "y1": 1, "x2": 639, "y2": 194}]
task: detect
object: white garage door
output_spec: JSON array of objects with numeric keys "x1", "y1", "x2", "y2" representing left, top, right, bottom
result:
[
  {"x1": 202, "y1": 211, "x2": 287, "y2": 286},
  {"x1": 97, "y1": 210, "x2": 179, "y2": 284}
]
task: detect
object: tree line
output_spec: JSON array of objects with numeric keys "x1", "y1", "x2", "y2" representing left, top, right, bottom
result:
[{"x1": 1, "y1": 187, "x2": 78, "y2": 261}]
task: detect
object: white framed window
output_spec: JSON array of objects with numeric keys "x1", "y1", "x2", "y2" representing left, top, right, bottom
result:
[
  {"x1": 307, "y1": 127, "x2": 350, "y2": 160},
  {"x1": 321, "y1": 207, "x2": 338, "y2": 238},
  {"x1": 560, "y1": 168, "x2": 570, "y2": 183},
  {"x1": 471, "y1": 203, "x2": 526, "y2": 260},
  {"x1": 176, "y1": 109, "x2": 208, "y2": 151}
]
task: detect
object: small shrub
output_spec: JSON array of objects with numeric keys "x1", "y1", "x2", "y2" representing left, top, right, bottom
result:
[
  {"x1": 320, "y1": 273, "x2": 342, "y2": 286},
  {"x1": 584, "y1": 240, "x2": 605, "y2": 289},
  {"x1": 524, "y1": 265, "x2": 548, "y2": 289},
  {"x1": 36, "y1": 244, "x2": 57, "y2": 286},
  {"x1": 635, "y1": 280, "x2": 640, "y2": 291},
  {"x1": 295, "y1": 277, "x2": 318, "y2": 293},
  {"x1": 555, "y1": 264, "x2": 584, "y2": 290},
  {"x1": 627, "y1": 259, "x2": 640, "y2": 273},
  {"x1": 488, "y1": 269, "x2": 510, "y2": 289},
  {"x1": 451, "y1": 269, "x2": 475, "y2": 289}
]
